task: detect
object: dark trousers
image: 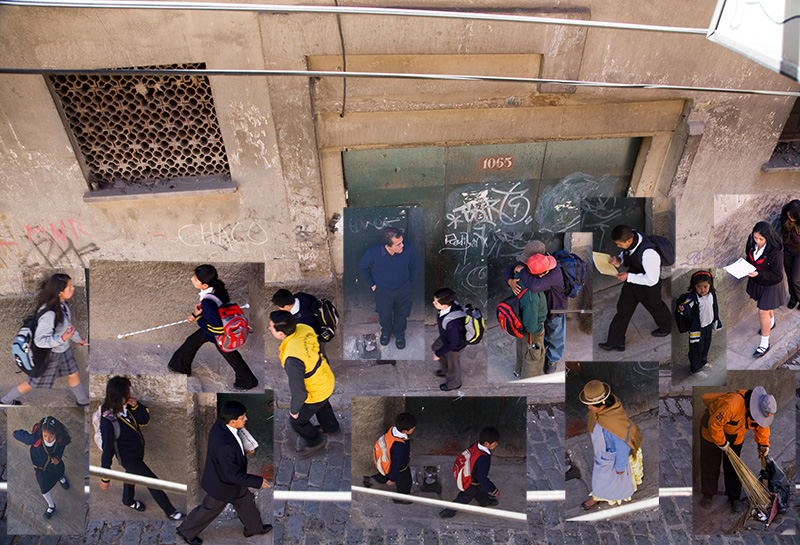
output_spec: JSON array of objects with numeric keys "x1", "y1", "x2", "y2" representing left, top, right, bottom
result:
[
  {"x1": 700, "y1": 433, "x2": 743, "y2": 500},
  {"x1": 441, "y1": 483, "x2": 496, "y2": 516},
  {"x1": 168, "y1": 329, "x2": 258, "y2": 388},
  {"x1": 121, "y1": 458, "x2": 176, "y2": 517},
  {"x1": 370, "y1": 466, "x2": 412, "y2": 494},
  {"x1": 178, "y1": 487, "x2": 263, "y2": 539},
  {"x1": 374, "y1": 282, "x2": 413, "y2": 338},
  {"x1": 605, "y1": 281, "x2": 672, "y2": 346},
  {"x1": 784, "y1": 249, "x2": 800, "y2": 303},
  {"x1": 432, "y1": 337, "x2": 462, "y2": 389},
  {"x1": 290, "y1": 398, "x2": 340, "y2": 448},
  {"x1": 688, "y1": 325, "x2": 713, "y2": 374}
]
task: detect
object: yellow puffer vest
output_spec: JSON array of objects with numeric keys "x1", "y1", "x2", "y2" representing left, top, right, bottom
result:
[{"x1": 279, "y1": 323, "x2": 334, "y2": 403}]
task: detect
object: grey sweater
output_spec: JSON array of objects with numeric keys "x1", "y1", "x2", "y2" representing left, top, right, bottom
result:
[{"x1": 35, "y1": 303, "x2": 82, "y2": 353}]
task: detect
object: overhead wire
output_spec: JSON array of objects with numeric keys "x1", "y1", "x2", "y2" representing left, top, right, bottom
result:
[{"x1": 2, "y1": 67, "x2": 799, "y2": 98}]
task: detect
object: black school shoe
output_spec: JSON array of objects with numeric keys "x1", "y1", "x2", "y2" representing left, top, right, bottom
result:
[
  {"x1": 788, "y1": 299, "x2": 798, "y2": 309},
  {"x1": 396, "y1": 337, "x2": 406, "y2": 349},
  {"x1": 651, "y1": 329, "x2": 670, "y2": 337},
  {"x1": 60, "y1": 477, "x2": 70, "y2": 490},
  {"x1": 177, "y1": 528, "x2": 203, "y2": 545},
  {"x1": 598, "y1": 342, "x2": 625, "y2": 352},
  {"x1": 380, "y1": 334, "x2": 390, "y2": 346},
  {"x1": 753, "y1": 345, "x2": 770, "y2": 358},
  {"x1": 243, "y1": 524, "x2": 273, "y2": 538},
  {"x1": 44, "y1": 505, "x2": 55, "y2": 519},
  {"x1": 439, "y1": 508, "x2": 456, "y2": 519}
]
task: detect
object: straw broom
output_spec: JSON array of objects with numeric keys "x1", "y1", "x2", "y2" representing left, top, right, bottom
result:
[{"x1": 724, "y1": 448, "x2": 774, "y2": 521}]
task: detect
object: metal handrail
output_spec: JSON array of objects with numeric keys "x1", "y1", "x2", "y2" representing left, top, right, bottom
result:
[{"x1": 89, "y1": 466, "x2": 187, "y2": 494}]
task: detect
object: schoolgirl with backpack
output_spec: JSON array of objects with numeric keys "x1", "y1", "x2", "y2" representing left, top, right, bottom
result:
[
  {"x1": 94, "y1": 376, "x2": 183, "y2": 520},
  {"x1": 3, "y1": 274, "x2": 90, "y2": 406},
  {"x1": 12, "y1": 416, "x2": 73, "y2": 519},
  {"x1": 674, "y1": 271, "x2": 722, "y2": 380},
  {"x1": 167, "y1": 264, "x2": 259, "y2": 390}
]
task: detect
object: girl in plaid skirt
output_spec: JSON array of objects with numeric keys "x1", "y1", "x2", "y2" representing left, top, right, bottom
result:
[{"x1": 1, "y1": 274, "x2": 90, "y2": 406}]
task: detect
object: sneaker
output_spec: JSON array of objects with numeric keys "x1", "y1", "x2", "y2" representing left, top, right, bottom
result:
[
  {"x1": 44, "y1": 505, "x2": 55, "y2": 519},
  {"x1": 701, "y1": 363, "x2": 713, "y2": 370},
  {"x1": 692, "y1": 370, "x2": 709, "y2": 380},
  {"x1": 169, "y1": 511, "x2": 184, "y2": 521}
]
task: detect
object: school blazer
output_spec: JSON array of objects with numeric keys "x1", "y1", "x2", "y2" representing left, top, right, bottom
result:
[{"x1": 201, "y1": 419, "x2": 264, "y2": 503}]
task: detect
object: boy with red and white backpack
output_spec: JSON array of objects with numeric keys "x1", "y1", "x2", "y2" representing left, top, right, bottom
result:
[
  {"x1": 363, "y1": 413, "x2": 417, "y2": 503},
  {"x1": 440, "y1": 427, "x2": 500, "y2": 518}
]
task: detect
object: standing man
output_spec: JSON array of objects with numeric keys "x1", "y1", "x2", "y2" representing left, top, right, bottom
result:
[
  {"x1": 599, "y1": 225, "x2": 672, "y2": 352},
  {"x1": 177, "y1": 401, "x2": 270, "y2": 545},
  {"x1": 269, "y1": 311, "x2": 340, "y2": 458},
  {"x1": 699, "y1": 386, "x2": 775, "y2": 513},
  {"x1": 504, "y1": 240, "x2": 567, "y2": 374},
  {"x1": 358, "y1": 226, "x2": 419, "y2": 349}
]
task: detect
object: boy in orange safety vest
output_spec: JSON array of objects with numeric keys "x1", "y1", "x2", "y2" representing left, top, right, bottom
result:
[
  {"x1": 363, "y1": 413, "x2": 417, "y2": 504},
  {"x1": 440, "y1": 427, "x2": 500, "y2": 518},
  {"x1": 698, "y1": 386, "x2": 776, "y2": 513}
]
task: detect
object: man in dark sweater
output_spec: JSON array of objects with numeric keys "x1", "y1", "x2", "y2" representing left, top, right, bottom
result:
[
  {"x1": 599, "y1": 225, "x2": 672, "y2": 352},
  {"x1": 432, "y1": 288, "x2": 467, "y2": 391},
  {"x1": 364, "y1": 412, "x2": 416, "y2": 504},
  {"x1": 271, "y1": 289, "x2": 320, "y2": 331},
  {"x1": 440, "y1": 427, "x2": 500, "y2": 518},
  {"x1": 503, "y1": 240, "x2": 566, "y2": 374},
  {"x1": 358, "y1": 226, "x2": 419, "y2": 349},
  {"x1": 177, "y1": 401, "x2": 270, "y2": 544}
]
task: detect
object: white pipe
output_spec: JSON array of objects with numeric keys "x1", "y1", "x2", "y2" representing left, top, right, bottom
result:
[
  {"x1": 0, "y1": 0, "x2": 708, "y2": 34},
  {"x1": 352, "y1": 485, "x2": 527, "y2": 522},
  {"x1": 566, "y1": 496, "x2": 660, "y2": 521},
  {"x1": 274, "y1": 490, "x2": 351, "y2": 502},
  {"x1": 0, "y1": 67, "x2": 797, "y2": 98},
  {"x1": 659, "y1": 487, "x2": 693, "y2": 497},
  {"x1": 89, "y1": 466, "x2": 187, "y2": 493},
  {"x1": 116, "y1": 303, "x2": 249, "y2": 339},
  {"x1": 519, "y1": 371, "x2": 565, "y2": 384},
  {"x1": 0, "y1": 482, "x2": 5, "y2": 491},
  {"x1": 527, "y1": 490, "x2": 565, "y2": 501}
]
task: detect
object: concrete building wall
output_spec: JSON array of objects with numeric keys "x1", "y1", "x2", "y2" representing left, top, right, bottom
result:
[{"x1": 0, "y1": 2, "x2": 797, "y2": 325}]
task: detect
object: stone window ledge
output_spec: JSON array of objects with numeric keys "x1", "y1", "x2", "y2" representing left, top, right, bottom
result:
[{"x1": 83, "y1": 176, "x2": 237, "y2": 203}]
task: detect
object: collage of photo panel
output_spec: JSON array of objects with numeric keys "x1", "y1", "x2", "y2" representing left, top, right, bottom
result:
[{"x1": 1, "y1": 2, "x2": 800, "y2": 544}]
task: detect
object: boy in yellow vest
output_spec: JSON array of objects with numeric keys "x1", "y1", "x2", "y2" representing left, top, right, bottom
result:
[{"x1": 269, "y1": 311, "x2": 339, "y2": 459}]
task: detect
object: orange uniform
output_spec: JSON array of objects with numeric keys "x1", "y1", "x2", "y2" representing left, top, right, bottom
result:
[{"x1": 700, "y1": 390, "x2": 769, "y2": 447}]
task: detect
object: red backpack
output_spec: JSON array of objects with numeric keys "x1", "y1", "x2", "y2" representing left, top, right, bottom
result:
[
  {"x1": 202, "y1": 294, "x2": 250, "y2": 352},
  {"x1": 453, "y1": 442, "x2": 485, "y2": 491},
  {"x1": 496, "y1": 289, "x2": 527, "y2": 338}
]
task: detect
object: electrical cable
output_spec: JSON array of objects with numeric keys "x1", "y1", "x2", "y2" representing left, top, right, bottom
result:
[
  {"x1": 1, "y1": 67, "x2": 798, "y2": 97},
  {"x1": 0, "y1": 0, "x2": 709, "y2": 35}
]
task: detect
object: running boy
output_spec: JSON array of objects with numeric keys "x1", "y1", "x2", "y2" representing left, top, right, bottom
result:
[
  {"x1": 440, "y1": 427, "x2": 500, "y2": 518},
  {"x1": 364, "y1": 412, "x2": 417, "y2": 504}
]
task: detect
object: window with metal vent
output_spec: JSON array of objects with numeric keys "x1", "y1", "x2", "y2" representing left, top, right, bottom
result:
[
  {"x1": 47, "y1": 63, "x2": 231, "y2": 193},
  {"x1": 763, "y1": 98, "x2": 800, "y2": 172}
]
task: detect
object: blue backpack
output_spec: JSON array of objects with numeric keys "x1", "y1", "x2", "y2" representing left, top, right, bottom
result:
[
  {"x1": 12, "y1": 310, "x2": 51, "y2": 378},
  {"x1": 553, "y1": 250, "x2": 587, "y2": 298}
]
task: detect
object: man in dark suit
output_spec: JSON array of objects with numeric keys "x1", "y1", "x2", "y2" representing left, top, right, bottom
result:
[{"x1": 177, "y1": 401, "x2": 271, "y2": 544}]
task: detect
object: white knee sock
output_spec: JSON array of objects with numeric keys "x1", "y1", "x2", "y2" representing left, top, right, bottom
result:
[
  {"x1": 42, "y1": 491, "x2": 55, "y2": 508},
  {"x1": 759, "y1": 335, "x2": 769, "y2": 349},
  {"x1": 770, "y1": 315, "x2": 775, "y2": 328}
]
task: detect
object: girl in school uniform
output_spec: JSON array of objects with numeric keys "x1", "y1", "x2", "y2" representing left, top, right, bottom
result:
[
  {"x1": 167, "y1": 264, "x2": 259, "y2": 390},
  {"x1": 0, "y1": 274, "x2": 90, "y2": 406},
  {"x1": 676, "y1": 271, "x2": 722, "y2": 380},
  {"x1": 745, "y1": 221, "x2": 786, "y2": 358},
  {"x1": 780, "y1": 199, "x2": 800, "y2": 309},
  {"x1": 13, "y1": 416, "x2": 72, "y2": 519},
  {"x1": 98, "y1": 376, "x2": 183, "y2": 519}
]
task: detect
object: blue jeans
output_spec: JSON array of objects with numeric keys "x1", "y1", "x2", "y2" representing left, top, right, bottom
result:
[{"x1": 544, "y1": 313, "x2": 566, "y2": 366}]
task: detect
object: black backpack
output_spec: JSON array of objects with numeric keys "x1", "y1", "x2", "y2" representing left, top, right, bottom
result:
[
  {"x1": 646, "y1": 235, "x2": 676, "y2": 267},
  {"x1": 11, "y1": 310, "x2": 51, "y2": 378},
  {"x1": 673, "y1": 294, "x2": 694, "y2": 334},
  {"x1": 313, "y1": 299, "x2": 339, "y2": 343}
]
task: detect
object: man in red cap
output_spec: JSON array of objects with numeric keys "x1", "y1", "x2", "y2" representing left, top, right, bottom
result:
[{"x1": 698, "y1": 386, "x2": 776, "y2": 513}]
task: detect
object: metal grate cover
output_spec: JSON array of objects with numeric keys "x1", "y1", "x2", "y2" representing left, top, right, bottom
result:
[{"x1": 49, "y1": 63, "x2": 230, "y2": 189}]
